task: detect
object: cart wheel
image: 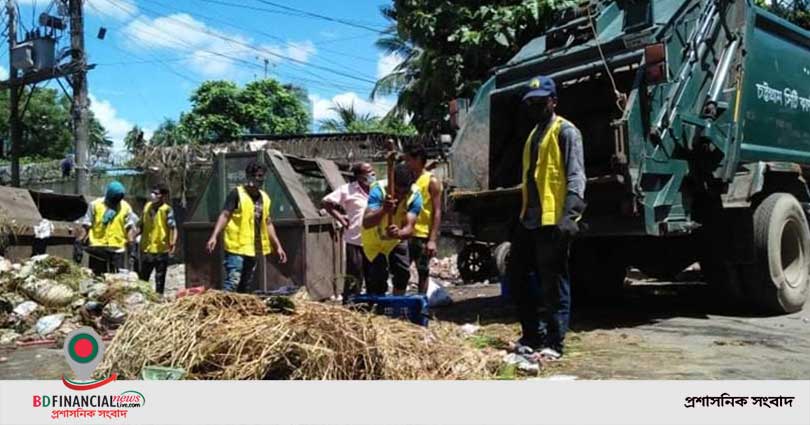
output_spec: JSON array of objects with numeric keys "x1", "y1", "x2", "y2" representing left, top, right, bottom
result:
[{"x1": 457, "y1": 243, "x2": 494, "y2": 284}]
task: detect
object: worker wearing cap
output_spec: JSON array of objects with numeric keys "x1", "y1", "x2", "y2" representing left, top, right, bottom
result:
[
  {"x1": 206, "y1": 161, "x2": 287, "y2": 293},
  {"x1": 361, "y1": 163, "x2": 423, "y2": 296},
  {"x1": 135, "y1": 183, "x2": 178, "y2": 294},
  {"x1": 78, "y1": 181, "x2": 139, "y2": 276},
  {"x1": 403, "y1": 144, "x2": 443, "y2": 295},
  {"x1": 509, "y1": 75, "x2": 586, "y2": 361}
]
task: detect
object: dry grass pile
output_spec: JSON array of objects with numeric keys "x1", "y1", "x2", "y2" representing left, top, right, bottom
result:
[{"x1": 97, "y1": 291, "x2": 494, "y2": 380}]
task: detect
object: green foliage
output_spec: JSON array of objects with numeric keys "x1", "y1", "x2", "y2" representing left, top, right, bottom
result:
[
  {"x1": 123, "y1": 125, "x2": 146, "y2": 153},
  {"x1": 755, "y1": 0, "x2": 810, "y2": 29},
  {"x1": 374, "y1": 0, "x2": 561, "y2": 132},
  {"x1": 0, "y1": 88, "x2": 110, "y2": 160},
  {"x1": 149, "y1": 118, "x2": 189, "y2": 147},
  {"x1": 319, "y1": 102, "x2": 416, "y2": 135},
  {"x1": 176, "y1": 78, "x2": 310, "y2": 144}
]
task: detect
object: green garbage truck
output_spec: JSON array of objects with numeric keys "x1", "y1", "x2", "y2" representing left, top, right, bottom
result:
[{"x1": 449, "y1": 0, "x2": 810, "y2": 313}]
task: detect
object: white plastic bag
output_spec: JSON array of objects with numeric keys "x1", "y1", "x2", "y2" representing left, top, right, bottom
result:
[
  {"x1": 12, "y1": 300, "x2": 39, "y2": 318},
  {"x1": 34, "y1": 219, "x2": 53, "y2": 239},
  {"x1": 427, "y1": 278, "x2": 452, "y2": 307},
  {"x1": 36, "y1": 314, "x2": 65, "y2": 336}
]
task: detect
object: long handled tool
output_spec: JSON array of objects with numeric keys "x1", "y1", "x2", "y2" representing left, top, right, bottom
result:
[{"x1": 385, "y1": 139, "x2": 397, "y2": 232}]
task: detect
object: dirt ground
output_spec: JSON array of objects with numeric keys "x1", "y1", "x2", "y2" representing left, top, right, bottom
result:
[
  {"x1": 2, "y1": 270, "x2": 809, "y2": 380},
  {"x1": 435, "y1": 279, "x2": 810, "y2": 379}
]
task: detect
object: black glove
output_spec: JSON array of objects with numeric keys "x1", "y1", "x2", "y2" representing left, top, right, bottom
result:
[
  {"x1": 557, "y1": 193, "x2": 586, "y2": 241},
  {"x1": 72, "y1": 239, "x2": 85, "y2": 264}
]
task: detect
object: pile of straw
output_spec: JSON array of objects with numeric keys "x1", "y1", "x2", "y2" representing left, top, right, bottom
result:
[{"x1": 96, "y1": 291, "x2": 494, "y2": 380}]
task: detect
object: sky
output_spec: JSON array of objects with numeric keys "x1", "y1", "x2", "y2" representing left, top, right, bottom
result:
[{"x1": 5, "y1": 0, "x2": 400, "y2": 152}]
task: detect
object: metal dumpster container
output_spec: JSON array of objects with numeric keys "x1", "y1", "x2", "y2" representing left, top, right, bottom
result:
[
  {"x1": 182, "y1": 150, "x2": 346, "y2": 300},
  {"x1": 0, "y1": 187, "x2": 88, "y2": 262}
]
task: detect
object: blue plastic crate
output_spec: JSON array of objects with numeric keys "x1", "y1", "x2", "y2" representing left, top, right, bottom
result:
[{"x1": 349, "y1": 295, "x2": 429, "y2": 327}]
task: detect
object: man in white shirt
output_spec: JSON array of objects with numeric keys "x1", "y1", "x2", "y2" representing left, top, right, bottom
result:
[{"x1": 322, "y1": 162, "x2": 376, "y2": 300}]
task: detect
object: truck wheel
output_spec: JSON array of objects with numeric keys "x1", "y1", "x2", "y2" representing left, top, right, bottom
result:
[
  {"x1": 744, "y1": 193, "x2": 810, "y2": 313},
  {"x1": 493, "y1": 242, "x2": 511, "y2": 277},
  {"x1": 457, "y1": 242, "x2": 495, "y2": 284}
]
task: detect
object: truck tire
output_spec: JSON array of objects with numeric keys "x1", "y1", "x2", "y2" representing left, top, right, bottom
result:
[
  {"x1": 457, "y1": 242, "x2": 495, "y2": 284},
  {"x1": 493, "y1": 242, "x2": 511, "y2": 277},
  {"x1": 743, "y1": 193, "x2": 810, "y2": 313}
]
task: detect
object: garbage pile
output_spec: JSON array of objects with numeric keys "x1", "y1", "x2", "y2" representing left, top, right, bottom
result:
[
  {"x1": 430, "y1": 256, "x2": 460, "y2": 281},
  {"x1": 0, "y1": 255, "x2": 159, "y2": 347},
  {"x1": 97, "y1": 291, "x2": 497, "y2": 380}
]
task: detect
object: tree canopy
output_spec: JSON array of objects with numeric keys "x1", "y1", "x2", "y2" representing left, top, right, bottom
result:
[
  {"x1": 374, "y1": 1, "x2": 562, "y2": 133},
  {"x1": 755, "y1": 0, "x2": 810, "y2": 29},
  {"x1": 319, "y1": 102, "x2": 416, "y2": 135},
  {"x1": 175, "y1": 78, "x2": 310, "y2": 145},
  {"x1": 0, "y1": 88, "x2": 111, "y2": 161}
]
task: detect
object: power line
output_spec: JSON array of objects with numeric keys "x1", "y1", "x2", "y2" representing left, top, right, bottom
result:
[
  {"x1": 87, "y1": 0, "x2": 202, "y2": 84},
  {"x1": 198, "y1": 0, "x2": 386, "y2": 33},
  {"x1": 254, "y1": 0, "x2": 387, "y2": 33},
  {"x1": 192, "y1": 0, "x2": 380, "y2": 63},
  {"x1": 139, "y1": 0, "x2": 378, "y2": 78},
  {"x1": 99, "y1": 0, "x2": 371, "y2": 93},
  {"x1": 104, "y1": 0, "x2": 378, "y2": 86}
]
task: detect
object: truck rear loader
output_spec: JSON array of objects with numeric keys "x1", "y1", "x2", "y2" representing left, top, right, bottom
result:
[{"x1": 450, "y1": 0, "x2": 810, "y2": 313}]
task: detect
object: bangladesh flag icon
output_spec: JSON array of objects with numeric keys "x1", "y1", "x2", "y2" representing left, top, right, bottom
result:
[{"x1": 62, "y1": 327, "x2": 105, "y2": 381}]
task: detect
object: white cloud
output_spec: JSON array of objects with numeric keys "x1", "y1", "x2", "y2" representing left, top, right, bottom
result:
[
  {"x1": 123, "y1": 13, "x2": 220, "y2": 50},
  {"x1": 377, "y1": 52, "x2": 403, "y2": 79},
  {"x1": 122, "y1": 13, "x2": 316, "y2": 79},
  {"x1": 309, "y1": 92, "x2": 395, "y2": 124},
  {"x1": 0, "y1": 66, "x2": 7, "y2": 80},
  {"x1": 285, "y1": 41, "x2": 316, "y2": 62},
  {"x1": 89, "y1": 94, "x2": 134, "y2": 151}
]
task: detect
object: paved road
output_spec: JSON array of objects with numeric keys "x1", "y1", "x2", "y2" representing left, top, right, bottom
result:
[{"x1": 435, "y1": 280, "x2": 810, "y2": 379}]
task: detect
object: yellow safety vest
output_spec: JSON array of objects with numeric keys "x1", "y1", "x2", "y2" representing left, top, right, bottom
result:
[
  {"x1": 88, "y1": 198, "x2": 133, "y2": 249},
  {"x1": 413, "y1": 171, "x2": 433, "y2": 239},
  {"x1": 520, "y1": 116, "x2": 568, "y2": 226},
  {"x1": 361, "y1": 181, "x2": 417, "y2": 261},
  {"x1": 223, "y1": 186, "x2": 272, "y2": 257},
  {"x1": 141, "y1": 201, "x2": 172, "y2": 254}
]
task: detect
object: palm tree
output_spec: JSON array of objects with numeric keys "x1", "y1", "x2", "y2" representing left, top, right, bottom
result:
[
  {"x1": 320, "y1": 102, "x2": 380, "y2": 133},
  {"x1": 371, "y1": 5, "x2": 423, "y2": 120}
]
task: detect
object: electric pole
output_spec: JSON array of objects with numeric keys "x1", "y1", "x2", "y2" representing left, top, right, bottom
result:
[
  {"x1": 69, "y1": 0, "x2": 89, "y2": 195},
  {"x1": 6, "y1": 0, "x2": 21, "y2": 187}
]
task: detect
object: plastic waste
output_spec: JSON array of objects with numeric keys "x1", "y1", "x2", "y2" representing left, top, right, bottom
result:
[
  {"x1": 36, "y1": 313, "x2": 65, "y2": 336},
  {"x1": 427, "y1": 278, "x2": 452, "y2": 307},
  {"x1": 502, "y1": 353, "x2": 540, "y2": 375},
  {"x1": 460, "y1": 323, "x2": 480, "y2": 335},
  {"x1": 12, "y1": 301, "x2": 39, "y2": 318},
  {"x1": 21, "y1": 278, "x2": 76, "y2": 307},
  {"x1": 102, "y1": 302, "x2": 127, "y2": 326}
]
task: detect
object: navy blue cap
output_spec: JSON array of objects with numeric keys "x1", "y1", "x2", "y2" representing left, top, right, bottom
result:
[{"x1": 522, "y1": 76, "x2": 557, "y2": 101}]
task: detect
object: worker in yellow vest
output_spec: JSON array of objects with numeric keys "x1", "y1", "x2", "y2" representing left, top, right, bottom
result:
[
  {"x1": 205, "y1": 161, "x2": 287, "y2": 292},
  {"x1": 404, "y1": 144, "x2": 443, "y2": 294},
  {"x1": 508, "y1": 76, "x2": 586, "y2": 361},
  {"x1": 361, "y1": 163, "x2": 423, "y2": 296},
  {"x1": 78, "y1": 181, "x2": 139, "y2": 276},
  {"x1": 135, "y1": 183, "x2": 177, "y2": 294}
]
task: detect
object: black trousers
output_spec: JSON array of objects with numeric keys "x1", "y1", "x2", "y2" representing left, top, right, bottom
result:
[
  {"x1": 139, "y1": 252, "x2": 170, "y2": 294},
  {"x1": 344, "y1": 244, "x2": 370, "y2": 298},
  {"x1": 366, "y1": 242, "x2": 410, "y2": 295},
  {"x1": 87, "y1": 248, "x2": 124, "y2": 276},
  {"x1": 507, "y1": 226, "x2": 572, "y2": 353}
]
